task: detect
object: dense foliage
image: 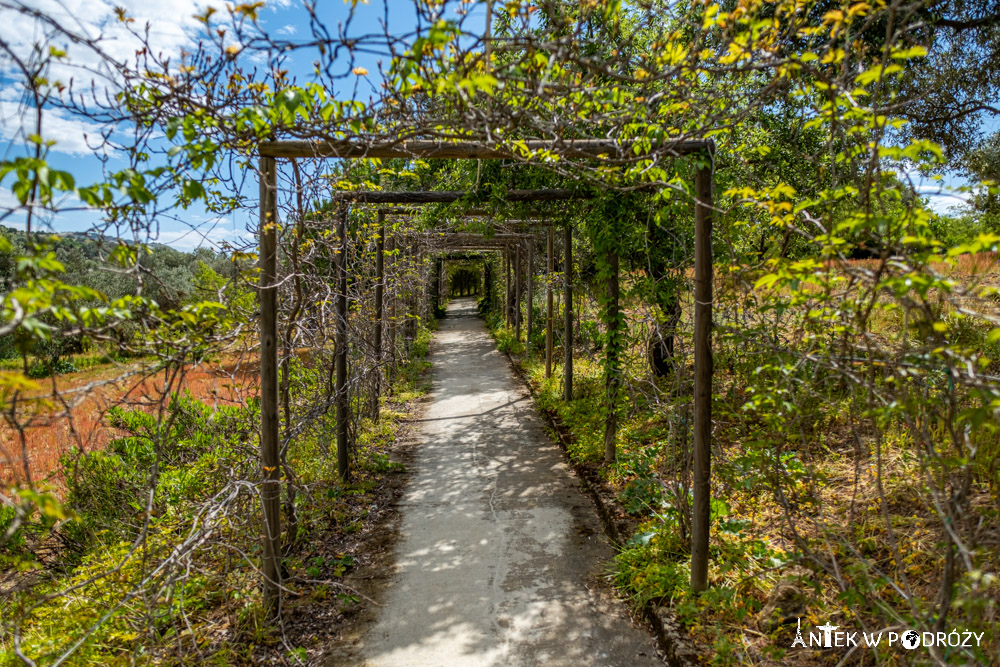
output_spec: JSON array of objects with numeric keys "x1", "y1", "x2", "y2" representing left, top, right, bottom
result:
[{"x1": 2, "y1": 0, "x2": 1000, "y2": 664}]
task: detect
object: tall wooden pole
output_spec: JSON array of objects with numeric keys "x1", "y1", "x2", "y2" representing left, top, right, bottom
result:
[
  {"x1": 515, "y1": 243, "x2": 522, "y2": 342},
  {"x1": 387, "y1": 232, "x2": 397, "y2": 379},
  {"x1": 336, "y1": 204, "x2": 351, "y2": 482},
  {"x1": 484, "y1": 261, "x2": 493, "y2": 308},
  {"x1": 432, "y1": 257, "x2": 441, "y2": 314},
  {"x1": 371, "y1": 211, "x2": 385, "y2": 421},
  {"x1": 526, "y1": 238, "x2": 534, "y2": 349},
  {"x1": 258, "y1": 156, "x2": 281, "y2": 618},
  {"x1": 546, "y1": 225, "x2": 554, "y2": 378},
  {"x1": 420, "y1": 248, "x2": 429, "y2": 322},
  {"x1": 604, "y1": 247, "x2": 620, "y2": 464},
  {"x1": 422, "y1": 253, "x2": 429, "y2": 319},
  {"x1": 406, "y1": 246, "x2": 417, "y2": 355},
  {"x1": 504, "y1": 248, "x2": 511, "y2": 329},
  {"x1": 691, "y1": 165, "x2": 714, "y2": 593},
  {"x1": 563, "y1": 225, "x2": 573, "y2": 401}
]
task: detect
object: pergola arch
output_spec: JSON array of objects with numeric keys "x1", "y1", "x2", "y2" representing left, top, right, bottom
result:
[{"x1": 256, "y1": 137, "x2": 715, "y2": 617}]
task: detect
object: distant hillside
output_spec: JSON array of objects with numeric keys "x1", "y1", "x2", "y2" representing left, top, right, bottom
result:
[{"x1": 0, "y1": 225, "x2": 240, "y2": 363}]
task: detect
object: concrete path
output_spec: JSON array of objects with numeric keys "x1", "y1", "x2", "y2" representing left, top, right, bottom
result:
[{"x1": 351, "y1": 298, "x2": 661, "y2": 666}]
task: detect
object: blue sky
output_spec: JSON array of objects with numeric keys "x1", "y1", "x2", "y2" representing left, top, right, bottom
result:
[
  {"x1": 0, "y1": 0, "x2": 989, "y2": 252},
  {"x1": 0, "y1": 0, "x2": 485, "y2": 250}
]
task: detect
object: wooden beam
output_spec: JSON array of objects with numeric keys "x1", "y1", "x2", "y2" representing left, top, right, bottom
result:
[
  {"x1": 331, "y1": 189, "x2": 589, "y2": 204},
  {"x1": 376, "y1": 206, "x2": 550, "y2": 225},
  {"x1": 563, "y1": 225, "x2": 573, "y2": 402},
  {"x1": 546, "y1": 225, "x2": 554, "y2": 378},
  {"x1": 437, "y1": 251, "x2": 494, "y2": 259},
  {"x1": 423, "y1": 244, "x2": 510, "y2": 251},
  {"x1": 403, "y1": 232, "x2": 533, "y2": 242},
  {"x1": 335, "y1": 204, "x2": 350, "y2": 482},
  {"x1": 259, "y1": 138, "x2": 714, "y2": 161},
  {"x1": 691, "y1": 165, "x2": 714, "y2": 593},
  {"x1": 258, "y1": 156, "x2": 281, "y2": 619}
]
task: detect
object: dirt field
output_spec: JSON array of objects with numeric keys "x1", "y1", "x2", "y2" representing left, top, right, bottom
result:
[{"x1": 1, "y1": 356, "x2": 256, "y2": 486}]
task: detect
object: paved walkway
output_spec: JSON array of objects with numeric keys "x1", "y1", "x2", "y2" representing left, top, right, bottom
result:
[{"x1": 355, "y1": 298, "x2": 661, "y2": 666}]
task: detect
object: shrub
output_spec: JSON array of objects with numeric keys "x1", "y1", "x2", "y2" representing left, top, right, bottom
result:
[{"x1": 27, "y1": 358, "x2": 78, "y2": 378}]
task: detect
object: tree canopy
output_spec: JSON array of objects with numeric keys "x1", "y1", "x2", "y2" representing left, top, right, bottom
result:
[{"x1": 1, "y1": 0, "x2": 999, "y2": 664}]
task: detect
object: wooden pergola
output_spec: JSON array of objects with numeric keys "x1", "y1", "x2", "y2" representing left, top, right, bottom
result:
[
  {"x1": 256, "y1": 137, "x2": 715, "y2": 616},
  {"x1": 382, "y1": 209, "x2": 572, "y2": 372}
]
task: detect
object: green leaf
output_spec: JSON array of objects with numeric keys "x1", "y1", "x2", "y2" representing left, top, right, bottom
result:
[{"x1": 754, "y1": 274, "x2": 780, "y2": 290}]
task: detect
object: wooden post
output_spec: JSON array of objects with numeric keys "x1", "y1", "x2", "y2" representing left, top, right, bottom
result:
[
  {"x1": 563, "y1": 225, "x2": 573, "y2": 402},
  {"x1": 371, "y1": 211, "x2": 385, "y2": 421},
  {"x1": 484, "y1": 260, "x2": 493, "y2": 309},
  {"x1": 336, "y1": 204, "x2": 351, "y2": 483},
  {"x1": 526, "y1": 238, "x2": 534, "y2": 350},
  {"x1": 258, "y1": 156, "x2": 281, "y2": 618},
  {"x1": 420, "y1": 248, "x2": 429, "y2": 323},
  {"x1": 691, "y1": 164, "x2": 714, "y2": 593},
  {"x1": 406, "y1": 247, "x2": 418, "y2": 355},
  {"x1": 490, "y1": 259, "x2": 496, "y2": 307},
  {"x1": 388, "y1": 232, "x2": 397, "y2": 379},
  {"x1": 604, "y1": 247, "x2": 620, "y2": 464},
  {"x1": 515, "y1": 243, "x2": 522, "y2": 342},
  {"x1": 432, "y1": 257, "x2": 441, "y2": 314},
  {"x1": 504, "y1": 248, "x2": 512, "y2": 329},
  {"x1": 546, "y1": 225, "x2": 554, "y2": 378}
]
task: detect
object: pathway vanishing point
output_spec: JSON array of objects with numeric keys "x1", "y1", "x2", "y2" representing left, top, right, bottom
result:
[{"x1": 350, "y1": 298, "x2": 661, "y2": 666}]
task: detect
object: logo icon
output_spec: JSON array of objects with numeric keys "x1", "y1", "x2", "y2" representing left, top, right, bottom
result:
[
  {"x1": 902, "y1": 630, "x2": 920, "y2": 650},
  {"x1": 791, "y1": 618, "x2": 805, "y2": 648}
]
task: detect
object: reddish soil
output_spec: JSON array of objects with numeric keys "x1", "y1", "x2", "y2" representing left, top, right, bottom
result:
[{"x1": 1, "y1": 357, "x2": 256, "y2": 486}]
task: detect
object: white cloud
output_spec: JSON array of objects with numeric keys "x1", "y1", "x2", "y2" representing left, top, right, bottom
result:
[
  {"x1": 0, "y1": 187, "x2": 23, "y2": 213},
  {"x1": 152, "y1": 217, "x2": 254, "y2": 251},
  {"x1": 924, "y1": 193, "x2": 971, "y2": 216},
  {"x1": 911, "y1": 182, "x2": 972, "y2": 215},
  {"x1": 0, "y1": 0, "x2": 218, "y2": 156},
  {"x1": 0, "y1": 183, "x2": 83, "y2": 210},
  {"x1": 0, "y1": 0, "x2": 305, "y2": 158},
  {"x1": 0, "y1": 105, "x2": 113, "y2": 157},
  {"x1": 1, "y1": 0, "x2": 213, "y2": 77}
]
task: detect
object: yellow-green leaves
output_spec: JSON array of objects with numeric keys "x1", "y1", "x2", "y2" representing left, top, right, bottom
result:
[
  {"x1": 891, "y1": 46, "x2": 928, "y2": 60},
  {"x1": 855, "y1": 63, "x2": 902, "y2": 86}
]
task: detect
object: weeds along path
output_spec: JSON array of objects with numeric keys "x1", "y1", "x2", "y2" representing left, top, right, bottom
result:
[{"x1": 352, "y1": 297, "x2": 660, "y2": 666}]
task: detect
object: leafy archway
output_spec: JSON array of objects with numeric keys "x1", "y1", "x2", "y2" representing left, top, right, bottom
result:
[{"x1": 445, "y1": 258, "x2": 483, "y2": 297}]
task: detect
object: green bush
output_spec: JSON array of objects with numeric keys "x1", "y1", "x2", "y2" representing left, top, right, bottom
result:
[
  {"x1": 63, "y1": 395, "x2": 250, "y2": 545},
  {"x1": 27, "y1": 358, "x2": 78, "y2": 378},
  {"x1": 0, "y1": 504, "x2": 27, "y2": 563}
]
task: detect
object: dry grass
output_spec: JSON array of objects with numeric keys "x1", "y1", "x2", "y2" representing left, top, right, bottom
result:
[{"x1": 841, "y1": 250, "x2": 1000, "y2": 277}]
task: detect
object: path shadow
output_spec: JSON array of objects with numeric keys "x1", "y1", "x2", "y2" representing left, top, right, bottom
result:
[{"x1": 341, "y1": 297, "x2": 659, "y2": 666}]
